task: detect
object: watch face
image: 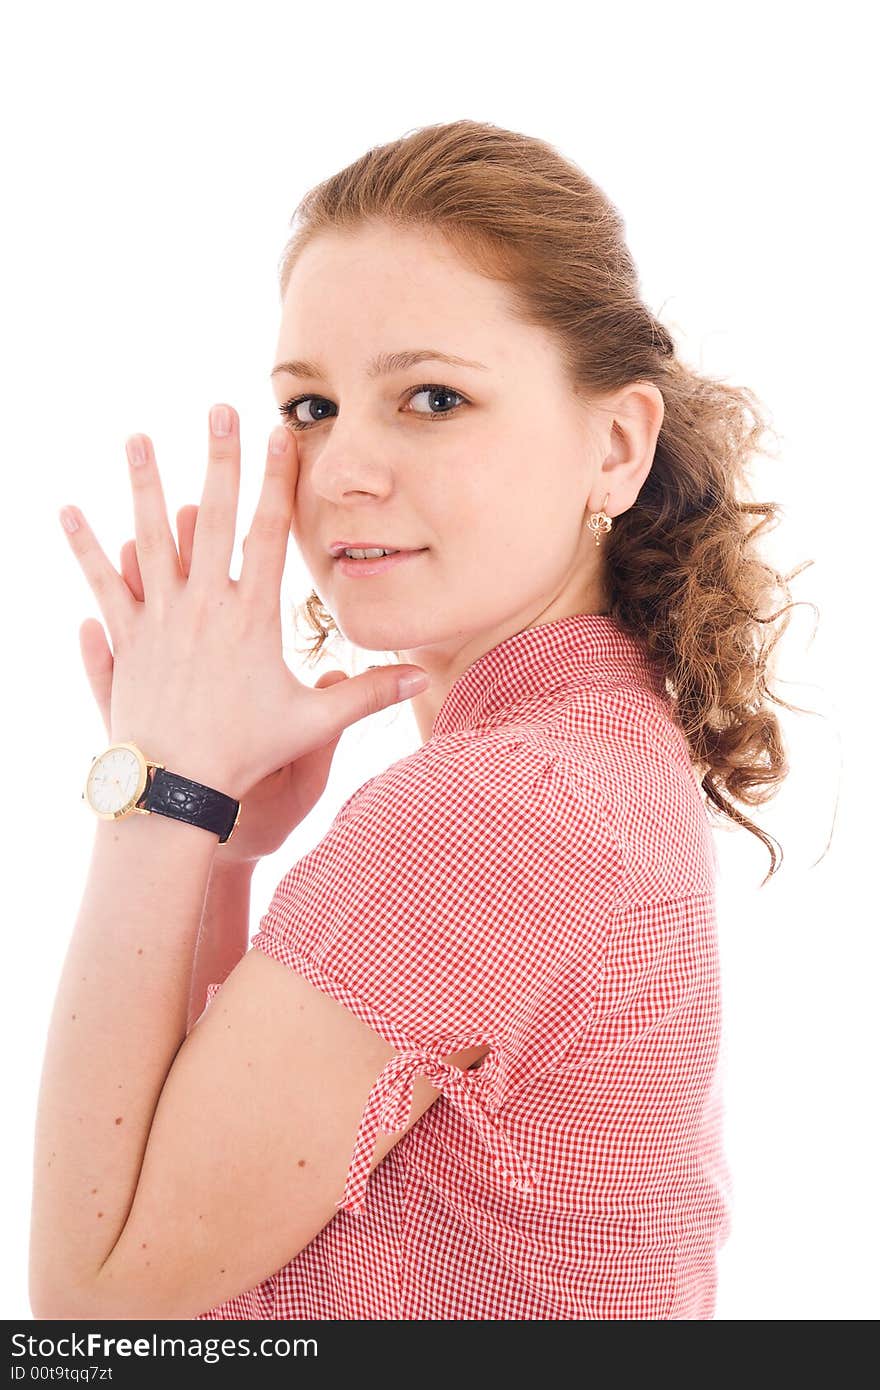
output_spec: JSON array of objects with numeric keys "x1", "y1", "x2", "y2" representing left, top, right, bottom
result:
[{"x1": 86, "y1": 745, "x2": 145, "y2": 816}]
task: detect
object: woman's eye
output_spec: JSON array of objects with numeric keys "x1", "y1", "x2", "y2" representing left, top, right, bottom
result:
[
  {"x1": 278, "y1": 383, "x2": 467, "y2": 432},
  {"x1": 279, "y1": 395, "x2": 338, "y2": 430},
  {"x1": 405, "y1": 384, "x2": 467, "y2": 421}
]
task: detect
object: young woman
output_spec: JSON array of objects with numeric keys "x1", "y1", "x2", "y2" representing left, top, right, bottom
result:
[{"x1": 31, "y1": 119, "x2": 804, "y2": 1321}]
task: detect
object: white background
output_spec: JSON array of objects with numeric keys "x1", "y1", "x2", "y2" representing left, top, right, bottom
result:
[{"x1": 3, "y1": 0, "x2": 876, "y2": 1321}]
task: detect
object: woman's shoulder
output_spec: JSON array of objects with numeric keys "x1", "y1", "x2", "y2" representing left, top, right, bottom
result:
[
  {"x1": 340, "y1": 724, "x2": 586, "y2": 830},
  {"x1": 339, "y1": 692, "x2": 689, "y2": 824},
  {"x1": 330, "y1": 682, "x2": 714, "y2": 903},
  {"x1": 521, "y1": 679, "x2": 717, "y2": 901}
]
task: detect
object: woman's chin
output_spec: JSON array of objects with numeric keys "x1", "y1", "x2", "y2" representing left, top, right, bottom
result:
[{"x1": 328, "y1": 610, "x2": 427, "y2": 656}]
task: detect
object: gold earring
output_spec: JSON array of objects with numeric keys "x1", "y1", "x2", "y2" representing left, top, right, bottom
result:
[{"x1": 586, "y1": 493, "x2": 613, "y2": 547}]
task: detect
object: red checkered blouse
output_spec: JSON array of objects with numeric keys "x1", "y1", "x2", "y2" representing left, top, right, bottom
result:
[{"x1": 195, "y1": 612, "x2": 732, "y2": 1320}]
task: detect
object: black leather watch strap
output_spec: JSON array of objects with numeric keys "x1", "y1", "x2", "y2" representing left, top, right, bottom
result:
[{"x1": 138, "y1": 766, "x2": 240, "y2": 843}]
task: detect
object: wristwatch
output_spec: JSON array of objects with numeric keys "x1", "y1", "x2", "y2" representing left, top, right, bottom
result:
[{"x1": 82, "y1": 741, "x2": 241, "y2": 843}]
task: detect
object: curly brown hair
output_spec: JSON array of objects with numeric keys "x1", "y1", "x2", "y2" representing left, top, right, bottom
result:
[{"x1": 275, "y1": 119, "x2": 818, "y2": 886}]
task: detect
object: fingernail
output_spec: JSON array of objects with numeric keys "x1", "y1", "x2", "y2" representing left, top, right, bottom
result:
[
  {"x1": 127, "y1": 436, "x2": 148, "y2": 467},
  {"x1": 211, "y1": 405, "x2": 232, "y2": 436},
  {"x1": 269, "y1": 425, "x2": 288, "y2": 455},
  {"x1": 60, "y1": 507, "x2": 80, "y2": 534},
  {"x1": 397, "y1": 671, "x2": 430, "y2": 699}
]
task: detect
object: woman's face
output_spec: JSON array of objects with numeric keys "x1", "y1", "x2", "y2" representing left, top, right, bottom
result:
[{"x1": 271, "y1": 221, "x2": 650, "y2": 676}]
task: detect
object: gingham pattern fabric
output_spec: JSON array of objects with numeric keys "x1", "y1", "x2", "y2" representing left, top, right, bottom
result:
[{"x1": 195, "y1": 613, "x2": 732, "y2": 1320}]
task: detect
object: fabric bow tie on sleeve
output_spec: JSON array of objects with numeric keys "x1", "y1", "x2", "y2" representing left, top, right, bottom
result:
[{"x1": 335, "y1": 1048, "x2": 541, "y2": 1216}]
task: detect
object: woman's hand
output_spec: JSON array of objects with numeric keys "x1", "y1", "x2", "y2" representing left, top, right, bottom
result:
[
  {"x1": 60, "y1": 405, "x2": 430, "y2": 829},
  {"x1": 77, "y1": 503, "x2": 354, "y2": 867}
]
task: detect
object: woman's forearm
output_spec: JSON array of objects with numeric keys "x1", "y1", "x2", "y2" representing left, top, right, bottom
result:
[
  {"x1": 29, "y1": 809, "x2": 217, "y2": 1311},
  {"x1": 186, "y1": 860, "x2": 254, "y2": 1034}
]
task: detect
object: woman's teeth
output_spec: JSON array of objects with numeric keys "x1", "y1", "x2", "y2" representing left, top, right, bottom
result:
[{"x1": 343, "y1": 547, "x2": 399, "y2": 559}]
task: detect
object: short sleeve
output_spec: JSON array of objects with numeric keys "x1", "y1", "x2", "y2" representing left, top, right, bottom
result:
[{"x1": 247, "y1": 732, "x2": 623, "y2": 1213}]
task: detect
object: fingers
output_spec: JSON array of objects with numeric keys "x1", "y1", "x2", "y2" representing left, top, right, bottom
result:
[
  {"x1": 125, "y1": 434, "x2": 184, "y2": 596},
  {"x1": 58, "y1": 505, "x2": 138, "y2": 638},
  {"x1": 119, "y1": 538, "x2": 143, "y2": 601},
  {"x1": 177, "y1": 504, "x2": 198, "y2": 577},
  {"x1": 78, "y1": 617, "x2": 114, "y2": 740},
  {"x1": 309, "y1": 664, "x2": 430, "y2": 746},
  {"x1": 186, "y1": 405, "x2": 240, "y2": 589},
  {"x1": 238, "y1": 425, "x2": 298, "y2": 609},
  {"x1": 313, "y1": 669, "x2": 348, "y2": 688},
  {"x1": 309, "y1": 671, "x2": 350, "y2": 750},
  {"x1": 120, "y1": 504, "x2": 199, "y2": 600}
]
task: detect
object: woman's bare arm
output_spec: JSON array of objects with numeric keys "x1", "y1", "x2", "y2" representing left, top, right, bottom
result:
[
  {"x1": 29, "y1": 810, "x2": 217, "y2": 1313},
  {"x1": 186, "y1": 861, "x2": 254, "y2": 1035}
]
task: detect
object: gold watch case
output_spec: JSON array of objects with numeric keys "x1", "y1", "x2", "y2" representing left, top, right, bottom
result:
[{"x1": 82, "y1": 741, "x2": 160, "y2": 823}]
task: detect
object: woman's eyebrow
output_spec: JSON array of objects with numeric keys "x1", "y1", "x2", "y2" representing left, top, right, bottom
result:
[{"x1": 270, "y1": 348, "x2": 490, "y2": 381}]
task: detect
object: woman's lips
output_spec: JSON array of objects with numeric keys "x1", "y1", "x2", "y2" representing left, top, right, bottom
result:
[{"x1": 333, "y1": 548, "x2": 428, "y2": 578}]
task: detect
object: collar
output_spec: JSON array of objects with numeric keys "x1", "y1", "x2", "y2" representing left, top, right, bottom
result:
[{"x1": 430, "y1": 612, "x2": 668, "y2": 740}]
